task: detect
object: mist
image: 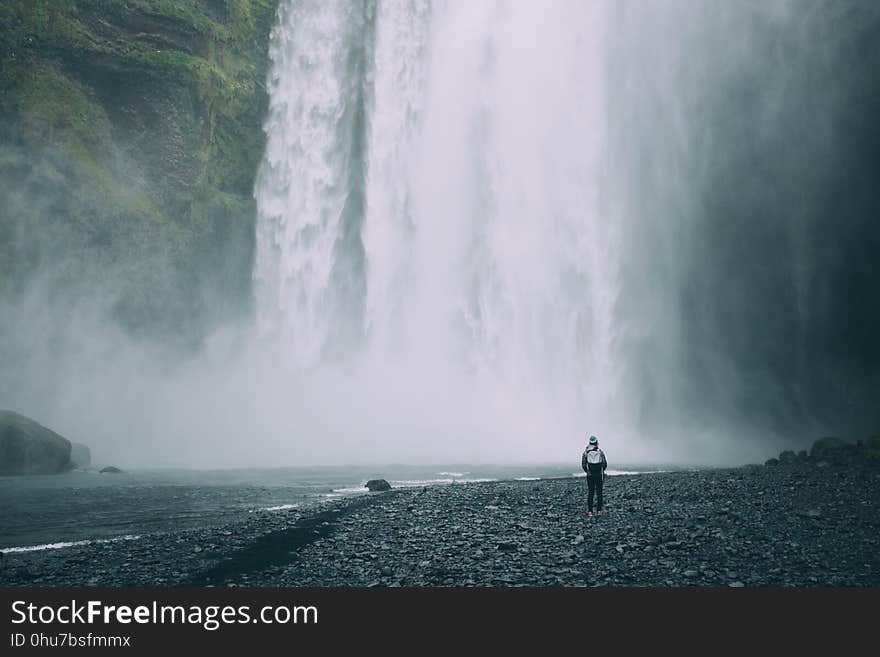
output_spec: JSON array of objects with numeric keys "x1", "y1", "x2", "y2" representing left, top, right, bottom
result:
[{"x1": 1, "y1": 0, "x2": 878, "y2": 469}]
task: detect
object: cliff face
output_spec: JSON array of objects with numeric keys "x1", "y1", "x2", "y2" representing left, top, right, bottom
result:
[
  {"x1": 0, "y1": 409, "x2": 72, "y2": 475},
  {"x1": 0, "y1": 0, "x2": 279, "y2": 341}
]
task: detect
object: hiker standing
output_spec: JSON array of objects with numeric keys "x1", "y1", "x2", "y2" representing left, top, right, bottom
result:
[{"x1": 581, "y1": 435, "x2": 607, "y2": 518}]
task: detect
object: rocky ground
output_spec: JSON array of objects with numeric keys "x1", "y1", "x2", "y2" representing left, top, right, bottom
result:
[{"x1": 2, "y1": 462, "x2": 879, "y2": 587}]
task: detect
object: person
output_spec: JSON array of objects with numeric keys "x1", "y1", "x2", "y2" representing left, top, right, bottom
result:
[{"x1": 581, "y1": 435, "x2": 607, "y2": 518}]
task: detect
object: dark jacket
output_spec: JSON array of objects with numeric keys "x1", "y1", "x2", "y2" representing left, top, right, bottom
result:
[{"x1": 581, "y1": 446, "x2": 607, "y2": 478}]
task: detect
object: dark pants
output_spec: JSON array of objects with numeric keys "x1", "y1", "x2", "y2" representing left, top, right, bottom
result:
[{"x1": 587, "y1": 473, "x2": 604, "y2": 512}]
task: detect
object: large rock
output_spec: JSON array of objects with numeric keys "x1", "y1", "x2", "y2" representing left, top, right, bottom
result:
[
  {"x1": 778, "y1": 450, "x2": 797, "y2": 465},
  {"x1": 810, "y1": 436, "x2": 851, "y2": 462},
  {"x1": 809, "y1": 436, "x2": 880, "y2": 466},
  {"x1": 366, "y1": 479, "x2": 392, "y2": 492},
  {"x1": 0, "y1": 410, "x2": 71, "y2": 475},
  {"x1": 70, "y1": 442, "x2": 91, "y2": 468},
  {"x1": 100, "y1": 466, "x2": 123, "y2": 474}
]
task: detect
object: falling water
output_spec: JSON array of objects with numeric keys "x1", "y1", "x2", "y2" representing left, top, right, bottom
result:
[
  {"x1": 0, "y1": 1, "x2": 876, "y2": 470},
  {"x1": 254, "y1": 0, "x2": 629, "y2": 461},
  {"x1": 251, "y1": 0, "x2": 880, "y2": 464}
]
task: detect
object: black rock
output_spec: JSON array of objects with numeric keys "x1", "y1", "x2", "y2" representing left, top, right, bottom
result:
[
  {"x1": 778, "y1": 450, "x2": 797, "y2": 464},
  {"x1": 809, "y1": 436, "x2": 880, "y2": 466},
  {"x1": 100, "y1": 466, "x2": 123, "y2": 474},
  {"x1": 809, "y1": 437, "x2": 855, "y2": 464},
  {"x1": 366, "y1": 479, "x2": 391, "y2": 492},
  {"x1": 764, "y1": 458, "x2": 780, "y2": 467}
]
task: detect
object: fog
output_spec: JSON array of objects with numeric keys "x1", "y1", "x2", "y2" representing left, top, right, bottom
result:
[{"x1": 2, "y1": 0, "x2": 879, "y2": 469}]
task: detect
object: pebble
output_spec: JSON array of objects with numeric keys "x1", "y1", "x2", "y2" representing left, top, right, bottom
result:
[{"x1": 3, "y1": 462, "x2": 878, "y2": 587}]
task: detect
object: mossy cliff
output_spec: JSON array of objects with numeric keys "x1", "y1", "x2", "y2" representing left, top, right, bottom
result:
[
  {"x1": 0, "y1": 409, "x2": 71, "y2": 475},
  {"x1": 0, "y1": 1, "x2": 279, "y2": 340}
]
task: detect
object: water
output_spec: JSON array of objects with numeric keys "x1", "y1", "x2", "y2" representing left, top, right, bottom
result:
[
  {"x1": 2, "y1": 0, "x2": 870, "y2": 474},
  {"x1": 0, "y1": 465, "x2": 657, "y2": 551},
  {"x1": 252, "y1": 0, "x2": 627, "y2": 463},
  {"x1": 244, "y1": 0, "x2": 880, "y2": 466}
]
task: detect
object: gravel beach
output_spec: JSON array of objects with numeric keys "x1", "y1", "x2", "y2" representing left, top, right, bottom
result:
[{"x1": 3, "y1": 463, "x2": 879, "y2": 587}]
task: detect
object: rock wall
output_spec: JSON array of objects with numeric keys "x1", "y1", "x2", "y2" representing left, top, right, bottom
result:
[
  {"x1": 0, "y1": 1, "x2": 279, "y2": 341},
  {"x1": 0, "y1": 409, "x2": 72, "y2": 475}
]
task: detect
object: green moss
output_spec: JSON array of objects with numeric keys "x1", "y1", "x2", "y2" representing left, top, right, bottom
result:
[
  {"x1": 9, "y1": 63, "x2": 114, "y2": 173},
  {"x1": 0, "y1": 0, "x2": 279, "y2": 339}
]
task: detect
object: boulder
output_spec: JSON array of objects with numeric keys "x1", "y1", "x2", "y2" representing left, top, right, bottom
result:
[
  {"x1": 778, "y1": 450, "x2": 797, "y2": 465},
  {"x1": 100, "y1": 466, "x2": 123, "y2": 474},
  {"x1": 0, "y1": 410, "x2": 71, "y2": 475},
  {"x1": 764, "y1": 458, "x2": 779, "y2": 467},
  {"x1": 70, "y1": 442, "x2": 91, "y2": 468},
  {"x1": 365, "y1": 479, "x2": 391, "y2": 492},
  {"x1": 809, "y1": 437, "x2": 853, "y2": 464},
  {"x1": 809, "y1": 436, "x2": 880, "y2": 466}
]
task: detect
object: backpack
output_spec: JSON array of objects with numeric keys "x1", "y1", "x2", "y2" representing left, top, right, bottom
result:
[{"x1": 585, "y1": 448, "x2": 603, "y2": 474}]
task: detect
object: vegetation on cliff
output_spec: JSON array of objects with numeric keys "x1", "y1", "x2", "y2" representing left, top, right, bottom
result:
[
  {"x1": 0, "y1": 0, "x2": 278, "y2": 340},
  {"x1": 0, "y1": 409, "x2": 72, "y2": 475}
]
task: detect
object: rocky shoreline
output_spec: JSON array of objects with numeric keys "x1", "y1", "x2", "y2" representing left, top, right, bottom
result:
[{"x1": 2, "y1": 462, "x2": 879, "y2": 587}]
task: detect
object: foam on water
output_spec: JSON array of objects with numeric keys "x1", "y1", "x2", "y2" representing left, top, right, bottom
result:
[
  {"x1": 1, "y1": 534, "x2": 141, "y2": 555},
  {"x1": 259, "y1": 503, "x2": 301, "y2": 512}
]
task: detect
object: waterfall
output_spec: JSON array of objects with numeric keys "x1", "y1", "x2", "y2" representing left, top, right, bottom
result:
[
  {"x1": 253, "y1": 0, "x2": 375, "y2": 366},
  {"x1": 0, "y1": 0, "x2": 874, "y2": 470},
  {"x1": 252, "y1": 0, "x2": 877, "y2": 463},
  {"x1": 254, "y1": 0, "x2": 626, "y2": 459}
]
